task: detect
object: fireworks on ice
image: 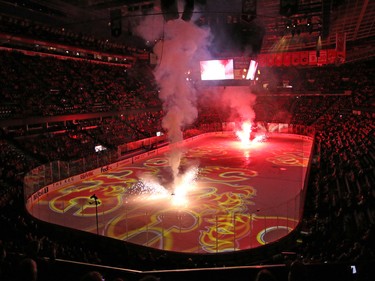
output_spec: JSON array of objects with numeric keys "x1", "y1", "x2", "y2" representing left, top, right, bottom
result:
[
  {"x1": 128, "y1": 166, "x2": 200, "y2": 207},
  {"x1": 236, "y1": 121, "x2": 252, "y2": 147},
  {"x1": 236, "y1": 121, "x2": 267, "y2": 147}
]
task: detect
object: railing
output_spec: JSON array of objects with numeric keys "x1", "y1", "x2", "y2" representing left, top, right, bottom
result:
[{"x1": 23, "y1": 150, "x2": 118, "y2": 201}]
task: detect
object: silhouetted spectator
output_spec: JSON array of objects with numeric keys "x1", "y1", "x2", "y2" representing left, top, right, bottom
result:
[
  {"x1": 138, "y1": 275, "x2": 160, "y2": 281},
  {"x1": 254, "y1": 269, "x2": 277, "y2": 281},
  {"x1": 16, "y1": 258, "x2": 38, "y2": 281},
  {"x1": 80, "y1": 270, "x2": 104, "y2": 281},
  {"x1": 288, "y1": 261, "x2": 307, "y2": 281}
]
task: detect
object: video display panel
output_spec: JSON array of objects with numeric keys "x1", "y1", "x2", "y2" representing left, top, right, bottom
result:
[
  {"x1": 200, "y1": 58, "x2": 257, "y2": 83},
  {"x1": 246, "y1": 60, "x2": 258, "y2": 80},
  {"x1": 200, "y1": 59, "x2": 234, "y2": 80}
]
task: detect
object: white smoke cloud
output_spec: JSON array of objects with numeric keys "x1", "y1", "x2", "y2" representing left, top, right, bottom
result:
[
  {"x1": 199, "y1": 86, "x2": 257, "y2": 128},
  {"x1": 153, "y1": 19, "x2": 210, "y2": 179},
  {"x1": 133, "y1": 0, "x2": 206, "y2": 43},
  {"x1": 221, "y1": 86, "x2": 257, "y2": 122},
  {"x1": 133, "y1": 13, "x2": 165, "y2": 43}
]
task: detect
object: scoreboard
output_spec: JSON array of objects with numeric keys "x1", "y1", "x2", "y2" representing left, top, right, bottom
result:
[{"x1": 199, "y1": 57, "x2": 258, "y2": 86}]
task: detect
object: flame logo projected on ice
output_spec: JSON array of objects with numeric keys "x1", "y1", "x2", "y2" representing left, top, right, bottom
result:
[{"x1": 236, "y1": 121, "x2": 252, "y2": 147}]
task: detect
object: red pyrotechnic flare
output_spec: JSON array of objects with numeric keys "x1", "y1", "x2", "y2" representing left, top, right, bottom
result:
[{"x1": 236, "y1": 121, "x2": 252, "y2": 147}]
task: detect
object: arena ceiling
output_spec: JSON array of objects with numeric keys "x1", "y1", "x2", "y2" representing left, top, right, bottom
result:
[{"x1": 1, "y1": 0, "x2": 374, "y2": 56}]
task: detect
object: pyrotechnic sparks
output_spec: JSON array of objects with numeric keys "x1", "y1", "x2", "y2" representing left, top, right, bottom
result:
[
  {"x1": 236, "y1": 121, "x2": 268, "y2": 149},
  {"x1": 236, "y1": 121, "x2": 252, "y2": 147},
  {"x1": 171, "y1": 166, "x2": 200, "y2": 206},
  {"x1": 128, "y1": 176, "x2": 170, "y2": 200},
  {"x1": 128, "y1": 166, "x2": 200, "y2": 207},
  {"x1": 252, "y1": 134, "x2": 267, "y2": 144}
]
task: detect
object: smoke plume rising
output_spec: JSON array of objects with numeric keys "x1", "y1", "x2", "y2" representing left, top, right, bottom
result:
[
  {"x1": 220, "y1": 86, "x2": 257, "y2": 123},
  {"x1": 153, "y1": 19, "x2": 210, "y2": 180},
  {"x1": 134, "y1": 1, "x2": 211, "y2": 183}
]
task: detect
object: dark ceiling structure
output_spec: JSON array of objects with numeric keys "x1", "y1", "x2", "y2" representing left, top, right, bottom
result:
[{"x1": 0, "y1": 0, "x2": 374, "y2": 58}]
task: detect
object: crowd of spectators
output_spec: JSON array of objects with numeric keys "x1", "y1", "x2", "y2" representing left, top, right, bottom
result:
[
  {"x1": 0, "y1": 30, "x2": 375, "y2": 280},
  {"x1": 297, "y1": 111, "x2": 375, "y2": 263},
  {"x1": 256, "y1": 59, "x2": 375, "y2": 268},
  {"x1": 255, "y1": 62, "x2": 355, "y2": 94},
  {"x1": 0, "y1": 50, "x2": 161, "y2": 119},
  {"x1": 0, "y1": 13, "x2": 147, "y2": 57}
]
